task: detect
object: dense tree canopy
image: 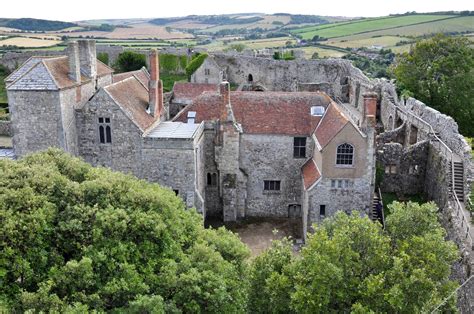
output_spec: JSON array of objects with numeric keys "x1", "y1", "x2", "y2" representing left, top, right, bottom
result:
[
  {"x1": 249, "y1": 203, "x2": 459, "y2": 313},
  {"x1": 114, "y1": 51, "x2": 147, "y2": 73},
  {"x1": 393, "y1": 34, "x2": 474, "y2": 136},
  {"x1": 0, "y1": 149, "x2": 249, "y2": 312}
]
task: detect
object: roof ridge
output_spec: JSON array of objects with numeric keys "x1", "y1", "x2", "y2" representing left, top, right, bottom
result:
[
  {"x1": 6, "y1": 61, "x2": 42, "y2": 89},
  {"x1": 102, "y1": 86, "x2": 146, "y2": 133},
  {"x1": 40, "y1": 59, "x2": 60, "y2": 90}
]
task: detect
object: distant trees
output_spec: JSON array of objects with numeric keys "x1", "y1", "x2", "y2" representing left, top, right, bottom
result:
[
  {"x1": 249, "y1": 203, "x2": 458, "y2": 313},
  {"x1": 393, "y1": 34, "x2": 474, "y2": 136},
  {"x1": 114, "y1": 51, "x2": 146, "y2": 73},
  {"x1": 0, "y1": 149, "x2": 250, "y2": 312},
  {"x1": 97, "y1": 52, "x2": 109, "y2": 65}
]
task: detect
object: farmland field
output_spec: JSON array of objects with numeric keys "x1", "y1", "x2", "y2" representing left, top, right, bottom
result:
[
  {"x1": 0, "y1": 36, "x2": 61, "y2": 47},
  {"x1": 292, "y1": 15, "x2": 456, "y2": 39},
  {"x1": 299, "y1": 46, "x2": 346, "y2": 58},
  {"x1": 200, "y1": 15, "x2": 292, "y2": 33},
  {"x1": 200, "y1": 37, "x2": 296, "y2": 51},
  {"x1": 325, "y1": 35, "x2": 411, "y2": 49}
]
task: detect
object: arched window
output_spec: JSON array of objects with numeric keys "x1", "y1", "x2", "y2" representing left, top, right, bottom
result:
[
  {"x1": 99, "y1": 125, "x2": 105, "y2": 143},
  {"x1": 105, "y1": 125, "x2": 112, "y2": 143},
  {"x1": 98, "y1": 117, "x2": 112, "y2": 144},
  {"x1": 336, "y1": 143, "x2": 354, "y2": 165},
  {"x1": 248, "y1": 74, "x2": 253, "y2": 82}
]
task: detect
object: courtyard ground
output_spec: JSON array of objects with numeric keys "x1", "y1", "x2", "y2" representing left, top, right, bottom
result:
[{"x1": 207, "y1": 217, "x2": 302, "y2": 257}]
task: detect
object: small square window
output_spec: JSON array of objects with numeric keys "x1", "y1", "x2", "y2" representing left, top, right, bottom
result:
[
  {"x1": 338, "y1": 180, "x2": 343, "y2": 188},
  {"x1": 98, "y1": 117, "x2": 104, "y2": 123},
  {"x1": 264, "y1": 180, "x2": 281, "y2": 191},
  {"x1": 105, "y1": 117, "x2": 110, "y2": 123}
]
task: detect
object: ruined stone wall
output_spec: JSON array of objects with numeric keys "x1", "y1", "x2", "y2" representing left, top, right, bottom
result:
[
  {"x1": 202, "y1": 123, "x2": 221, "y2": 217},
  {"x1": 239, "y1": 134, "x2": 311, "y2": 218},
  {"x1": 191, "y1": 57, "x2": 222, "y2": 84},
  {"x1": 8, "y1": 90, "x2": 63, "y2": 156},
  {"x1": 0, "y1": 50, "x2": 65, "y2": 71},
  {"x1": 77, "y1": 89, "x2": 143, "y2": 177},
  {"x1": 376, "y1": 141, "x2": 429, "y2": 196},
  {"x1": 60, "y1": 88, "x2": 79, "y2": 156}
]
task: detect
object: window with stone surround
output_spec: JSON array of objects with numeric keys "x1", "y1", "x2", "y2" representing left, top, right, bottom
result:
[
  {"x1": 204, "y1": 69, "x2": 210, "y2": 75},
  {"x1": 385, "y1": 165, "x2": 397, "y2": 174},
  {"x1": 336, "y1": 143, "x2": 354, "y2": 165},
  {"x1": 264, "y1": 180, "x2": 281, "y2": 191},
  {"x1": 98, "y1": 117, "x2": 111, "y2": 144},
  {"x1": 320, "y1": 205, "x2": 326, "y2": 217},
  {"x1": 293, "y1": 137, "x2": 306, "y2": 158}
]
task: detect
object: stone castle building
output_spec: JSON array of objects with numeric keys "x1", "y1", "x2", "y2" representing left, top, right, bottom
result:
[{"x1": 5, "y1": 40, "x2": 378, "y2": 233}]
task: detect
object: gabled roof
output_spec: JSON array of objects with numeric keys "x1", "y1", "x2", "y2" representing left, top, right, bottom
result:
[
  {"x1": 302, "y1": 158, "x2": 321, "y2": 190},
  {"x1": 314, "y1": 102, "x2": 349, "y2": 149},
  {"x1": 172, "y1": 82, "x2": 217, "y2": 103},
  {"x1": 174, "y1": 91, "x2": 331, "y2": 136},
  {"x1": 113, "y1": 67, "x2": 150, "y2": 87},
  {"x1": 104, "y1": 76, "x2": 155, "y2": 132},
  {"x1": 6, "y1": 56, "x2": 113, "y2": 91}
]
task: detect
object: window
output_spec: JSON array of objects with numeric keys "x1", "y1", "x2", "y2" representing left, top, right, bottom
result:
[
  {"x1": 207, "y1": 173, "x2": 217, "y2": 186},
  {"x1": 288, "y1": 204, "x2": 302, "y2": 218},
  {"x1": 173, "y1": 189, "x2": 179, "y2": 196},
  {"x1": 293, "y1": 137, "x2": 306, "y2": 158},
  {"x1": 264, "y1": 180, "x2": 281, "y2": 191},
  {"x1": 409, "y1": 165, "x2": 419, "y2": 175},
  {"x1": 385, "y1": 165, "x2": 397, "y2": 174},
  {"x1": 331, "y1": 180, "x2": 336, "y2": 188},
  {"x1": 320, "y1": 205, "x2": 326, "y2": 217},
  {"x1": 338, "y1": 179, "x2": 343, "y2": 188},
  {"x1": 98, "y1": 117, "x2": 111, "y2": 144},
  {"x1": 336, "y1": 143, "x2": 354, "y2": 166},
  {"x1": 204, "y1": 69, "x2": 210, "y2": 75}
]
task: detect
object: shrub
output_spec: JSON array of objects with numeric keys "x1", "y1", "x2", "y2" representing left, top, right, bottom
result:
[{"x1": 185, "y1": 53, "x2": 208, "y2": 79}]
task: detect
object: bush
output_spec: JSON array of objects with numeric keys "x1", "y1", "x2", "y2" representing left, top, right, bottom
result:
[
  {"x1": 185, "y1": 53, "x2": 208, "y2": 79},
  {"x1": 97, "y1": 52, "x2": 109, "y2": 65},
  {"x1": 0, "y1": 149, "x2": 250, "y2": 312}
]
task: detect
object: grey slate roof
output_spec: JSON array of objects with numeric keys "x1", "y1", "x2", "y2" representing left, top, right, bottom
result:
[
  {"x1": 7, "y1": 61, "x2": 58, "y2": 91},
  {"x1": 5, "y1": 57, "x2": 47, "y2": 83},
  {"x1": 147, "y1": 121, "x2": 201, "y2": 139}
]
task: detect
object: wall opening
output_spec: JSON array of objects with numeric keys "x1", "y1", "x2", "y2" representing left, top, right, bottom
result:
[
  {"x1": 288, "y1": 204, "x2": 302, "y2": 218},
  {"x1": 409, "y1": 125, "x2": 418, "y2": 145},
  {"x1": 388, "y1": 116, "x2": 393, "y2": 131},
  {"x1": 247, "y1": 73, "x2": 253, "y2": 82}
]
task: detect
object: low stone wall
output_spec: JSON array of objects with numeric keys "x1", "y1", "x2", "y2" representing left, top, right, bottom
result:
[{"x1": 0, "y1": 120, "x2": 11, "y2": 136}]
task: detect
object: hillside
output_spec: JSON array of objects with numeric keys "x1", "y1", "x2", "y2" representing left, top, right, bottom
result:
[{"x1": 0, "y1": 18, "x2": 77, "y2": 31}]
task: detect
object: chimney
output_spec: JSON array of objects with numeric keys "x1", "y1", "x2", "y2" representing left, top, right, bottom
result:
[
  {"x1": 219, "y1": 81, "x2": 231, "y2": 121},
  {"x1": 68, "y1": 41, "x2": 81, "y2": 83},
  {"x1": 78, "y1": 39, "x2": 97, "y2": 79},
  {"x1": 363, "y1": 92, "x2": 377, "y2": 127},
  {"x1": 148, "y1": 49, "x2": 163, "y2": 118}
]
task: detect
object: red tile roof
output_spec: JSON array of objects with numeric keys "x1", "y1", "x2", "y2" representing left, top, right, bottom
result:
[
  {"x1": 174, "y1": 91, "x2": 332, "y2": 136},
  {"x1": 104, "y1": 77, "x2": 155, "y2": 132},
  {"x1": 314, "y1": 102, "x2": 349, "y2": 148},
  {"x1": 172, "y1": 82, "x2": 217, "y2": 103},
  {"x1": 302, "y1": 158, "x2": 321, "y2": 190},
  {"x1": 113, "y1": 67, "x2": 149, "y2": 87}
]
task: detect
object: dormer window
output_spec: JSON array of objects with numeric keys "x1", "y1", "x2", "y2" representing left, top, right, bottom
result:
[
  {"x1": 336, "y1": 143, "x2": 353, "y2": 166},
  {"x1": 98, "y1": 117, "x2": 111, "y2": 144}
]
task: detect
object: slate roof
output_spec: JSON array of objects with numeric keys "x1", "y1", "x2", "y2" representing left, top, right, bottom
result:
[
  {"x1": 314, "y1": 102, "x2": 349, "y2": 149},
  {"x1": 172, "y1": 82, "x2": 217, "y2": 103},
  {"x1": 302, "y1": 158, "x2": 321, "y2": 190},
  {"x1": 6, "y1": 56, "x2": 113, "y2": 91},
  {"x1": 113, "y1": 67, "x2": 150, "y2": 87},
  {"x1": 104, "y1": 76, "x2": 155, "y2": 132},
  {"x1": 174, "y1": 91, "x2": 331, "y2": 136}
]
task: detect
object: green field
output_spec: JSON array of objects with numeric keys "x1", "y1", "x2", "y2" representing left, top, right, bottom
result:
[
  {"x1": 0, "y1": 70, "x2": 7, "y2": 104},
  {"x1": 292, "y1": 15, "x2": 456, "y2": 39}
]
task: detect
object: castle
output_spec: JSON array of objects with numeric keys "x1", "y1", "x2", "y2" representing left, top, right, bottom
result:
[{"x1": 5, "y1": 40, "x2": 378, "y2": 234}]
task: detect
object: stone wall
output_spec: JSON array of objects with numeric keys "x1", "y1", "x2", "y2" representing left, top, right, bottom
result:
[
  {"x1": 8, "y1": 90, "x2": 63, "y2": 156},
  {"x1": 0, "y1": 121, "x2": 11, "y2": 136},
  {"x1": 239, "y1": 134, "x2": 311, "y2": 218},
  {"x1": 77, "y1": 89, "x2": 143, "y2": 177}
]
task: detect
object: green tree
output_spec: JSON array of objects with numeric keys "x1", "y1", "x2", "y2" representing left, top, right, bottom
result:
[
  {"x1": 114, "y1": 50, "x2": 146, "y2": 73},
  {"x1": 0, "y1": 149, "x2": 250, "y2": 312},
  {"x1": 185, "y1": 53, "x2": 208, "y2": 80},
  {"x1": 311, "y1": 52, "x2": 319, "y2": 59},
  {"x1": 97, "y1": 52, "x2": 109, "y2": 65},
  {"x1": 393, "y1": 34, "x2": 474, "y2": 136}
]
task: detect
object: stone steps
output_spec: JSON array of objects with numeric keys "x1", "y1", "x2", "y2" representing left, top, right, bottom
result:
[
  {"x1": 450, "y1": 161, "x2": 465, "y2": 202},
  {"x1": 370, "y1": 195, "x2": 384, "y2": 227}
]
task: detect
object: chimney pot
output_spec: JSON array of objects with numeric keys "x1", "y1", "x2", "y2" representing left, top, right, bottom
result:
[
  {"x1": 363, "y1": 92, "x2": 377, "y2": 126},
  {"x1": 68, "y1": 41, "x2": 80, "y2": 83},
  {"x1": 77, "y1": 40, "x2": 97, "y2": 79}
]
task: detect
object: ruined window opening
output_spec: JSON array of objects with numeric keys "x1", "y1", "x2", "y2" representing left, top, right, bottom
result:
[
  {"x1": 336, "y1": 143, "x2": 354, "y2": 165},
  {"x1": 320, "y1": 205, "x2": 326, "y2": 217},
  {"x1": 293, "y1": 137, "x2": 306, "y2": 158},
  {"x1": 98, "y1": 117, "x2": 111, "y2": 144},
  {"x1": 207, "y1": 173, "x2": 217, "y2": 186},
  {"x1": 264, "y1": 180, "x2": 281, "y2": 191},
  {"x1": 248, "y1": 74, "x2": 253, "y2": 82},
  {"x1": 173, "y1": 189, "x2": 179, "y2": 196},
  {"x1": 409, "y1": 165, "x2": 419, "y2": 174},
  {"x1": 385, "y1": 165, "x2": 397, "y2": 174},
  {"x1": 338, "y1": 179, "x2": 343, "y2": 188},
  {"x1": 204, "y1": 69, "x2": 210, "y2": 75}
]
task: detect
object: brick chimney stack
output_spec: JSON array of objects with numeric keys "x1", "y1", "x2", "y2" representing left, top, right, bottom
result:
[
  {"x1": 148, "y1": 49, "x2": 163, "y2": 118},
  {"x1": 77, "y1": 40, "x2": 97, "y2": 79},
  {"x1": 67, "y1": 41, "x2": 81, "y2": 83},
  {"x1": 363, "y1": 92, "x2": 377, "y2": 127},
  {"x1": 219, "y1": 81, "x2": 231, "y2": 121}
]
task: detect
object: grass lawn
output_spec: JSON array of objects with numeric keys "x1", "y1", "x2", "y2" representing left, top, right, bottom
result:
[
  {"x1": 382, "y1": 193, "x2": 425, "y2": 217},
  {"x1": 293, "y1": 15, "x2": 455, "y2": 39},
  {"x1": 161, "y1": 73, "x2": 187, "y2": 92},
  {"x1": 0, "y1": 69, "x2": 7, "y2": 104}
]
